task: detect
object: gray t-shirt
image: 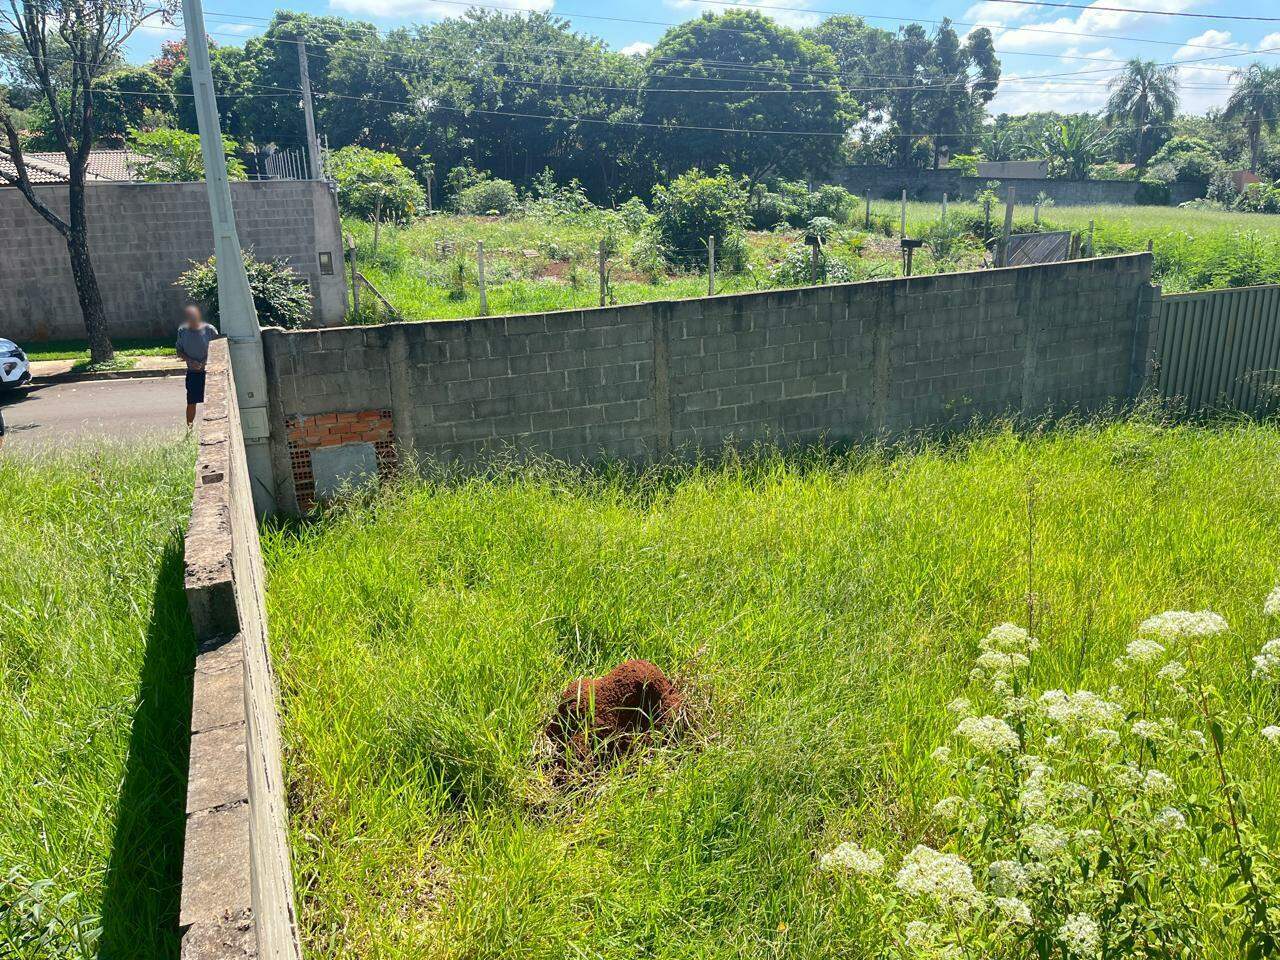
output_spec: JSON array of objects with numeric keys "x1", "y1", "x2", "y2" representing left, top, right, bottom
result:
[{"x1": 176, "y1": 323, "x2": 219, "y2": 364}]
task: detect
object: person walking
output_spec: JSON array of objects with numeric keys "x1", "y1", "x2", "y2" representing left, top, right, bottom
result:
[{"x1": 175, "y1": 305, "x2": 220, "y2": 429}]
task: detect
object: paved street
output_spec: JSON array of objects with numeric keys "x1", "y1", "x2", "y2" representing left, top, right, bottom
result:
[{"x1": 1, "y1": 376, "x2": 190, "y2": 450}]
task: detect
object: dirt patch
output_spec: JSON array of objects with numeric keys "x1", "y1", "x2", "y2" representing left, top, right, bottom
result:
[{"x1": 546, "y1": 659, "x2": 683, "y2": 764}]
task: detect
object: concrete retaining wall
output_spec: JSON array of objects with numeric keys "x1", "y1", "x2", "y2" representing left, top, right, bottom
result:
[
  {"x1": 832, "y1": 166, "x2": 1202, "y2": 206},
  {"x1": 0, "y1": 180, "x2": 346, "y2": 342},
  {"x1": 261, "y1": 255, "x2": 1156, "y2": 513},
  {"x1": 181, "y1": 339, "x2": 301, "y2": 960}
]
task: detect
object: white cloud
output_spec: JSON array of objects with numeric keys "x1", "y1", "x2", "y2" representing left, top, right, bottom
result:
[
  {"x1": 1260, "y1": 32, "x2": 1280, "y2": 51},
  {"x1": 664, "y1": 0, "x2": 818, "y2": 30},
  {"x1": 987, "y1": 0, "x2": 1198, "y2": 52},
  {"x1": 330, "y1": 0, "x2": 551, "y2": 19},
  {"x1": 619, "y1": 41, "x2": 653, "y2": 57},
  {"x1": 1173, "y1": 29, "x2": 1243, "y2": 61},
  {"x1": 990, "y1": 73, "x2": 1111, "y2": 114},
  {"x1": 218, "y1": 23, "x2": 259, "y2": 35},
  {"x1": 962, "y1": 1, "x2": 1037, "y2": 29}
]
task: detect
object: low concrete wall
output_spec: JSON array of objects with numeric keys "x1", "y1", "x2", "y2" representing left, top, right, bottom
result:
[
  {"x1": 833, "y1": 166, "x2": 1202, "y2": 207},
  {"x1": 0, "y1": 179, "x2": 346, "y2": 342},
  {"x1": 261, "y1": 255, "x2": 1157, "y2": 513},
  {"x1": 181, "y1": 339, "x2": 301, "y2": 960}
]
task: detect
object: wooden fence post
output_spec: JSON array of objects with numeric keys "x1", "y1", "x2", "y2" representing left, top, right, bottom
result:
[
  {"x1": 477, "y1": 240, "x2": 488, "y2": 316},
  {"x1": 707, "y1": 235, "x2": 716, "y2": 296},
  {"x1": 346, "y1": 233, "x2": 359, "y2": 316},
  {"x1": 900, "y1": 189, "x2": 907, "y2": 237},
  {"x1": 599, "y1": 239, "x2": 608, "y2": 307},
  {"x1": 941, "y1": 192, "x2": 948, "y2": 223},
  {"x1": 999, "y1": 186, "x2": 1016, "y2": 267},
  {"x1": 865, "y1": 190, "x2": 872, "y2": 230}
]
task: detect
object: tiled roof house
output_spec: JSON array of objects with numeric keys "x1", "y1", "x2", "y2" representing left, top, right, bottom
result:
[{"x1": 0, "y1": 148, "x2": 145, "y2": 185}]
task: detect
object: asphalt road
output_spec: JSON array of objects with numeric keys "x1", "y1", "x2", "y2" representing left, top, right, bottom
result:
[{"x1": 1, "y1": 376, "x2": 190, "y2": 450}]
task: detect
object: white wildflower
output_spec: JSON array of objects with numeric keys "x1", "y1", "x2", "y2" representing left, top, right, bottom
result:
[
  {"x1": 1125, "y1": 637, "x2": 1166, "y2": 665},
  {"x1": 1185, "y1": 729, "x2": 1207, "y2": 751},
  {"x1": 1261, "y1": 725, "x2": 1280, "y2": 746},
  {"x1": 1058, "y1": 913, "x2": 1101, "y2": 958},
  {"x1": 819, "y1": 841, "x2": 885, "y2": 876},
  {"x1": 1138, "y1": 610, "x2": 1228, "y2": 640},
  {"x1": 1089, "y1": 727, "x2": 1121, "y2": 748},
  {"x1": 1153, "y1": 807, "x2": 1187, "y2": 832},
  {"x1": 1109, "y1": 763, "x2": 1143, "y2": 789},
  {"x1": 1264, "y1": 585, "x2": 1280, "y2": 617},
  {"x1": 1039, "y1": 689, "x2": 1122, "y2": 728},
  {"x1": 1156, "y1": 660, "x2": 1186, "y2": 684},
  {"x1": 931, "y1": 745, "x2": 952, "y2": 764},
  {"x1": 903, "y1": 920, "x2": 942, "y2": 946},
  {"x1": 947, "y1": 696, "x2": 973, "y2": 716},
  {"x1": 1143, "y1": 769, "x2": 1176, "y2": 797},
  {"x1": 981, "y1": 622, "x2": 1039, "y2": 654},
  {"x1": 932, "y1": 796, "x2": 964, "y2": 821},
  {"x1": 993, "y1": 896, "x2": 1033, "y2": 926},
  {"x1": 955, "y1": 715, "x2": 1021, "y2": 754},
  {"x1": 986, "y1": 859, "x2": 1029, "y2": 896},
  {"x1": 976, "y1": 649, "x2": 1030, "y2": 675},
  {"x1": 1131, "y1": 719, "x2": 1165, "y2": 741},
  {"x1": 1022, "y1": 822, "x2": 1068, "y2": 860},
  {"x1": 1253, "y1": 639, "x2": 1280, "y2": 680},
  {"x1": 895, "y1": 845, "x2": 979, "y2": 912}
]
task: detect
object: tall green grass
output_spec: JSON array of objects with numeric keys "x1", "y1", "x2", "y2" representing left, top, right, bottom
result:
[
  {"x1": 0, "y1": 445, "x2": 195, "y2": 959},
  {"x1": 264, "y1": 418, "x2": 1280, "y2": 959}
]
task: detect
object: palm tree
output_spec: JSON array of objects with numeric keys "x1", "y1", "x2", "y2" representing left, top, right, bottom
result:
[
  {"x1": 1105, "y1": 58, "x2": 1179, "y2": 169},
  {"x1": 1040, "y1": 115, "x2": 1113, "y2": 180},
  {"x1": 1224, "y1": 63, "x2": 1280, "y2": 173}
]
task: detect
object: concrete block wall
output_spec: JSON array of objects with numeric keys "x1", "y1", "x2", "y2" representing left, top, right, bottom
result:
[
  {"x1": 261, "y1": 255, "x2": 1154, "y2": 513},
  {"x1": 833, "y1": 166, "x2": 1202, "y2": 206},
  {"x1": 182, "y1": 339, "x2": 301, "y2": 960},
  {"x1": 0, "y1": 180, "x2": 346, "y2": 342}
]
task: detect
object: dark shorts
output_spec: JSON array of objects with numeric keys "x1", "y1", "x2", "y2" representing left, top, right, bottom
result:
[{"x1": 186, "y1": 369, "x2": 207, "y2": 405}]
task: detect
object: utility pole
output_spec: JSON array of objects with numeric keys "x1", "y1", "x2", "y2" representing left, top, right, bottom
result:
[
  {"x1": 183, "y1": 0, "x2": 277, "y2": 513},
  {"x1": 297, "y1": 39, "x2": 323, "y2": 180}
]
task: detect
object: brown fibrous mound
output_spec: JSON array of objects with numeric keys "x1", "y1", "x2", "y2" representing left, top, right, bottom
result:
[{"x1": 546, "y1": 659, "x2": 682, "y2": 763}]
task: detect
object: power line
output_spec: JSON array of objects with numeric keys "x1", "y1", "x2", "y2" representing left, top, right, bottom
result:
[{"x1": 976, "y1": 0, "x2": 1280, "y2": 22}]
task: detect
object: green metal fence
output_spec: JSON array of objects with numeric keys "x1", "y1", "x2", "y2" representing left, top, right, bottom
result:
[{"x1": 1155, "y1": 284, "x2": 1280, "y2": 415}]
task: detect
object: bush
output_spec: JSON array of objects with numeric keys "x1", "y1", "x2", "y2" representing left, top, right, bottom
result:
[
  {"x1": 651, "y1": 167, "x2": 749, "y2": 269},
  {"x1": 947, "y1": 153, "x2": 982, "y2": 177},
  {"x1": 522, "y1": 169, "x2": 597, "y2": 222},
  {"x1": 615, "y1": 196, "x2": 650, "y2": 233},
  {"x1": 769, "y1": 242, "x2": 855, "y2": 286},
  {"x1": 328, "y1": 146, "x2": 425, "y2": 222},
  {"x1": 1147, "y1": 136, "x2": 1224, "y2": 188},
  {"x1": 178, "y1": 251, "x2": 312, "y2": 330},
  {"x1": 1234, "y1": 181, "x2": 1280, "y2": 215},
  {"x1": 127, "y1": 128, "x2": 245, "y2": 182},
  {"x1": 749, "y1": 189, "x2": 799, "y2": 230},
  {"x1": 806, "y1": 184, "x2": 858, "y2": 226},
  {"x1": 456, "y1": 178, "x2": 518, "y2": 216},
  {"x1": 1134, "y1": 180, "x2": 1172, "y2": 206}
]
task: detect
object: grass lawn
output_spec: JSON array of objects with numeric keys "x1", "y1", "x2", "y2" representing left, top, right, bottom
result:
[
  {"x1": 347, "y1": 200, "x2": 1280, "y2": 326},
  {"x1": 0, "y1": 444, "x2": 195, "y2": 959},
  {"x1": 265, "y1": 418, "x2": 1280, "y2": 959},
  {"x1": 22, "y1": 338, "x2": 173, "y2": 364}
]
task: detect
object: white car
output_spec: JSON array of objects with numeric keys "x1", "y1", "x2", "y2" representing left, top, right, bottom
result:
[{"x1": 0, "y1": 339, "x2": 31, "y2": 391}]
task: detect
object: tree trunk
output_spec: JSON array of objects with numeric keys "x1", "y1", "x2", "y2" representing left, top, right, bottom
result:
[{"x1": 65, "y1": 180, "x2": 114, "y2": 364}]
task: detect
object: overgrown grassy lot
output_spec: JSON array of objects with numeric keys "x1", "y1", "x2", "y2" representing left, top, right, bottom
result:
[
  {"x1": 347, "y1": 200, "x2": 1280, "y2": 325},
  {"x1": 0, "y1": 445, "x2": 195, "y2": 959},
  {"x1": 265, "y1": 419, "x2": 1280, "y2": 959}
]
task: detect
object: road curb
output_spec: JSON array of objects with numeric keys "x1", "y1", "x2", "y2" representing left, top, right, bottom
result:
[{"x1": 30, "y1": 366, "x2": 186, "y2": 386}]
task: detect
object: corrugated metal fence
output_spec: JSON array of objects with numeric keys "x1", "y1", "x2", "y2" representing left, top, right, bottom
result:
[{"x1": 1155, "y1": 284, "x2": 1280, "y2": 415}]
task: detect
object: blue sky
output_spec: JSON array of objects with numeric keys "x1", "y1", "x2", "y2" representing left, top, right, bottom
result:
[{"x1": 129, "y1": 0, "x2": 1280, "y2": 116}]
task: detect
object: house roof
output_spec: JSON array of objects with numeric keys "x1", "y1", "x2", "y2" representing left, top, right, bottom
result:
[{"x1": 0, "y1": 149, "x2": 144, "y2": 185}]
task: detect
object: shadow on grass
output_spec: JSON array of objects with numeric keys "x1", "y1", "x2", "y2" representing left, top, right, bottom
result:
[{"x1": 99, "y1": 536, "x2": 194, "y2": 960}]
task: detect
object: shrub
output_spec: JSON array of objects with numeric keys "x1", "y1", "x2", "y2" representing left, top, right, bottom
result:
[
  {"x1": 1234, "y1": 181, "x2": 1280, "y2": 215},
  {"x1": 127, "y1": 128, "x2": 245, "y2": 182},
  {"x1": 456, "y1": 178, "x2": 518, "y2": 216},
  {"x1": 948, "y1": 153, "x2": 982, "y2": 177},
  {"x1": 178, "y1": 251, "x2": 312, "y2": 329},
  {"x1": 522, "y1": 170, "x2": 597, "y2": 222},
  {"x1": 651, "y1": 167, "x2": 749, "y2": 269},
  {"x1": 328, "y1": 146, "x2": 425, "y2": 222},
  {"x1": 749, "y1": 189, "x2": 799, "y2": 230},
  {"x1": 616, "y1": 196, "x2": 651, "y2": 233},
  {"x1": 1134, "y1": 180, "x2": 1172, "y2": 206},
  {"x1": 1147, "y1": 136, "x2": 1224, "y2": 188},
  {"x1": 806, "y1": 184, "x2": 858, "y2": 225},
  {"x1": 769, "y1": 242, "x2": 855, "y2": 286}
]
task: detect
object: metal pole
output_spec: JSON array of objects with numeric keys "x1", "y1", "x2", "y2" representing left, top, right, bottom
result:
[
  {"x1": 707, "y1": 234, "x2": 716, "y2": 296},
  {"x1": 181, "y1": 0, "x2": 276, "y2": 513},
  {"x1": 1034, "y1": 200, "x2": 1041, "y2": 225},
  {"x1": 864, "y1": 190, "x2": 871, "y2": 230},
  {"x1": 900, "y1": 189, "x2": 907, "y2": 237},
  {"x1": 347, "y1": 234, "x2": 359, "y2": 316},
  {"x1": 372, "y1": 194, "x2": 382, "y2": 256},
  {"x1": 941, "y1": 192, "x2": 948, "y2": 223},
  {"x1": 477, "y1": 240, "x2": 488, "y2": 315},
  {"x1": 810, "y1": 241, "x2": 820, "y2": 283},
  {"x1": 297, "y1": 39, "x2": 323, "y2": 180},
  {"x1": 1087, "y1": 219, "x2": 1096, "y2": 257}
]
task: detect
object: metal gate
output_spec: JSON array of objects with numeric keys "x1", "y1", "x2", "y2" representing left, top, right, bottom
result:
[{"x1": 1155, "y1": 284, "x2": 1280, "y2": 415}]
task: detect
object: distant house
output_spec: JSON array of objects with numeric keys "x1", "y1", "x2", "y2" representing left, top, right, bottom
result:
[{"x1": 0, "y1": 148, "x2": 145, "y2": 186}]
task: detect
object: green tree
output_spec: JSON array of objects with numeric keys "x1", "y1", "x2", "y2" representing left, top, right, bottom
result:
[
  {"x1": 0, "y1": 0, "x2": 174, "y2": 363},
  {"x1": 651, "y1": 166, "x2": 748, "y2": 268},
  {"x1": 1105, "y1": 58, "x2": 1179, "y2": 169},
  {"x1": 327, "y1": 145, "x2": 424, "y2": 221},
  {"x1": 93, "y1": 67, "x2": 174, "y2": 145},
  {"x1": 1223, "y1": 63, "x2": 1280, "y2": 173},
  {"x1": 1040, "y1": 115, "x2": 1113, "y2": 180},
  {"x1": 641, "y1": 11, "x2": 855, "y2": 184},
  {"x1": 127, "y1": 127, "x2": 245, "y2": 182}
]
